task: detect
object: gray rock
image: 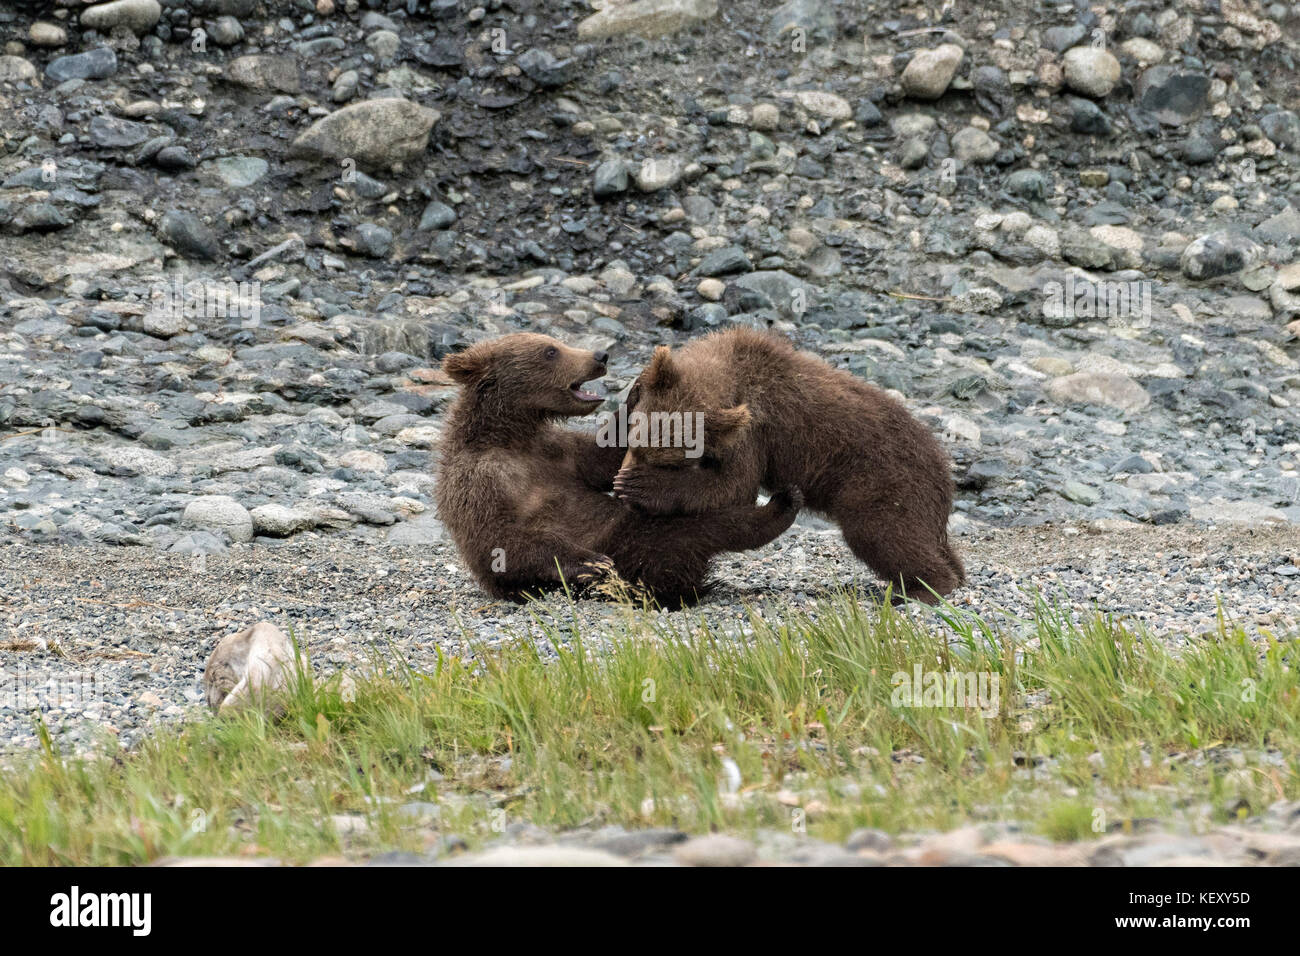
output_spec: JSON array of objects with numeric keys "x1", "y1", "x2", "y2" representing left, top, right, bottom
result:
[
  {"x1": 332, "y1": 70, "x2": 360, "y2": 103},
  {"x1": 731, "y1": 269, "x2": 815, "y2": 317},
  {"x1": 386, "y1": 514, "x2": 445, "y2": 546},
  {"x1": 1255, "y1": 206, "x2": 1300, "y2": 243},
  {"x1": 355, "y1": 223, "x2": 393, "y2": 259},
  {"x1": 1006, "y1": 169, "x2": 1050, "y2": 199},
  {"x1": 766, "y1": 0, "x2": 836, "y2": 44},
  {"x1": 166, "y1": 531, "x2": 227, "y2": 555},
  {"x1": 593, "y1": 159, "x2": 630, "y2": 199},
  {"x1": 417, "y1": 201, "x2": 456, "y2": 231},
  {"x1": 11, "y1": 203, "x2": 70, "y2": 233},
  {"x1": 288, "y1": 99, "x2": 440, "y2": 170},
  {"x1": 155, "y1": 145, "x2": 197, "y2": 170},
  {"x1": 46, "y1": 47, "x2": 118, "y2": 83},
  {"x1": 89, "y1": 116, "x2": 152, "y2": 149},
  {"x1": 1260, "y1": 110, "x2": 1300, "y2": 149},
  {"x1": 223, "y1": 55, "x2": 301, "y2": 94},
  {"x1": 634, "y1": 157, "x2": 683, "y2": 192},
  {"x1": 1135, "y1": 67, "x2": 1210, "y2": 126},
  {"x1": 250, "y1": 504, "x2": 312, "y2": 537},
  {"x1": 201, "y1": 156, "x2": 268, "y2": 188},
  {"x1": 366, "y1": 30, "x2": 401, "y2": 64},
  {"x1": 1043, "y1": 24, "x2": 1088, "y2": 53},
  {"x1": 444, "y1": 846, "x2": 627, "y2": 866},
  {"x1": 208, "y1": 15, "x2": 244, "y2": 46},
  {"x1": 845, "y1": 828, "x2": 893, "y2": 852},
  {"x1": 1180, "y1": 231, "x2": 1262, "y2": 280},
  {"x1": 695, "y1": 245, "x2": 752, "y2": 276},
  {"x1": 952, "y1": 126, "x2": 999, "y2": 163},
  {"x1": 1069, "y1": 97, "x2": 1111, "y2": 135}
]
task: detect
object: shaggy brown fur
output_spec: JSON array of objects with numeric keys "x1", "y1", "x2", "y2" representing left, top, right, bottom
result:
[
  {"x1": 613, "y1": 327, "x2": 964, "y2": 602},
  {"x1": 434, "y1": 332, "x2": 800, "y2": 607}
]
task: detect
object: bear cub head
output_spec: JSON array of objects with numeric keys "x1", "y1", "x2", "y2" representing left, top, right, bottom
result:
[
  {"x1": 620, "y1": 344, "x2": 751, "y2": 470},
  {"x1": 443, "y1": 332, "x2": 610, "y2": 418}
]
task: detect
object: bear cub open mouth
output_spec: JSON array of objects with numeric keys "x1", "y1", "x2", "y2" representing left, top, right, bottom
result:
[{"x1": 569, "y1": 381, "x2": 603, "y2": 403}]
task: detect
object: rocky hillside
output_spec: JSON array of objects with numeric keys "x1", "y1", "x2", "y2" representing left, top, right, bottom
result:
[{"x1": 0, "y1": 0, "x2": 1298, "y2": 556}]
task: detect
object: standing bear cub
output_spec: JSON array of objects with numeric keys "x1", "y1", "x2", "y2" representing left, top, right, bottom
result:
[
  {"x1": 435, "y1": 332, "x2": 801, "y2": 607},
  {"x1": 614, "y1": 326, "x2": 964, "y2": 602}
]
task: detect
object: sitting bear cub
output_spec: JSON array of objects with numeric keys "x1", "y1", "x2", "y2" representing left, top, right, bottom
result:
[
  {"x1": 435, "y1": 332, "x2": 800, "y2": 606},
  {"x1": 614, "y1": 327, "x2": 964, "y2": 603}
]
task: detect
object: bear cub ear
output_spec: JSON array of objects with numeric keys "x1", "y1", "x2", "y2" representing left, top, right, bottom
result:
[
  {"x1": 443, "y1": 349, "x2": 486, "y2": 384},
  {"x1": 642, "y1": 345, "x2": 677, "y2": 389},
  {"x1": 706, "y1": 404, "x2": 752, "y2": 446}
]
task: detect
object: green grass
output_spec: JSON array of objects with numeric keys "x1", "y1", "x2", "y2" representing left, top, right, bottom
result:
[{"x1": 1, "y1": 592, "x2": 1296, "y2": 864}]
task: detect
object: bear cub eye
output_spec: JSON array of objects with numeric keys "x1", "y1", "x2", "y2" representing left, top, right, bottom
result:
[{"x1": 544, "y1": 346, "x2": 558, "y2": 360}]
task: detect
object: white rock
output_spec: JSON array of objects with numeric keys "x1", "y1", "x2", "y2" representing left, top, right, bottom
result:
[
  {"x1": 673, "y1": 834, "x2": 758, "y2": 867},
  {"x1": 1062, "y1": 47, "x2": 1122, "y2": 98},
  {"x1": 79, "y1": 0, "x2": 162, "y2": 35},
  {"x1": 1190, "y1": 499, "x2": 1289, "y2": 526},
  {"x1": 634, "y1": 157, "x2": 684, "y2": 192},
  {"x1": 203, "y1": 622, "x2": 304, "y2": 714},
  {"x1": 793, "y1": 90, "x2": 852, "y2": 122},
  {"x1": 183, "y1": 495, "x2": 254, "y2": 542},
  {"x1": 0, "y1": 56, "x2": 38, "y2": 83},
  {"x1": 29, "y1": 23, "x2": 68, "y2": 47},
  {"x1": 577, "y1": 0, "x2": 718, "y2": 40},
  {"x1": 338, "y1": 449, "x2": 387, "y2": 473},
  {"x1": 900, "y1": 44, "x2": 964, "y2": 100},
  {"x1": 696, "y1": 278, "x2": 725, "y2": 300},
  {"x1": 1045, "y1": 372, "x2": 1151, "y2": 413},
  {"x1": 143, "y1": 307, "x2": 185, "y2": 338},
  {"x1": 750, "y1": 103, "x2": 780, "y2": 130},
  {"x1": 250, "y1": 504, "x2": 313, "y2": 537}
]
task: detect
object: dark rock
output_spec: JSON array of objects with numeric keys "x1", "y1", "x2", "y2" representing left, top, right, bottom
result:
[
  {"x1": 1068, "y1": 97, "x2": 1111, "y2": 136},
  {"x1": 1135, "y1": 67, "x2": 1211, "y2": 126},
  {"x1": 158, "y1": 210, "x2": 220, "y2": 260},
  {"x1": 695, "y1": 245, "x2": 752, "y2": 277},
  {"x1": 517, "y1": 48, "x2": 576, "y2": 88}
]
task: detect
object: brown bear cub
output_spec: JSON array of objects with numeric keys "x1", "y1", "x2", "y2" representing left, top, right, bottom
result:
[
  {"x1": 613, "y1": 326, "x2": 964, "y2": 603},
  {"x1": 435, "y1": 332, "x2": 801, "y2": 607}
]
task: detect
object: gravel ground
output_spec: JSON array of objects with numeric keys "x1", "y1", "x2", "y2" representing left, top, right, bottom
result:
[
  {"x1": 154, "y1": 820, "x2": 1300, "y2": 866},
  {"x1": 3, "y1": 520, "x2": 1297, "y2": 754}
]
